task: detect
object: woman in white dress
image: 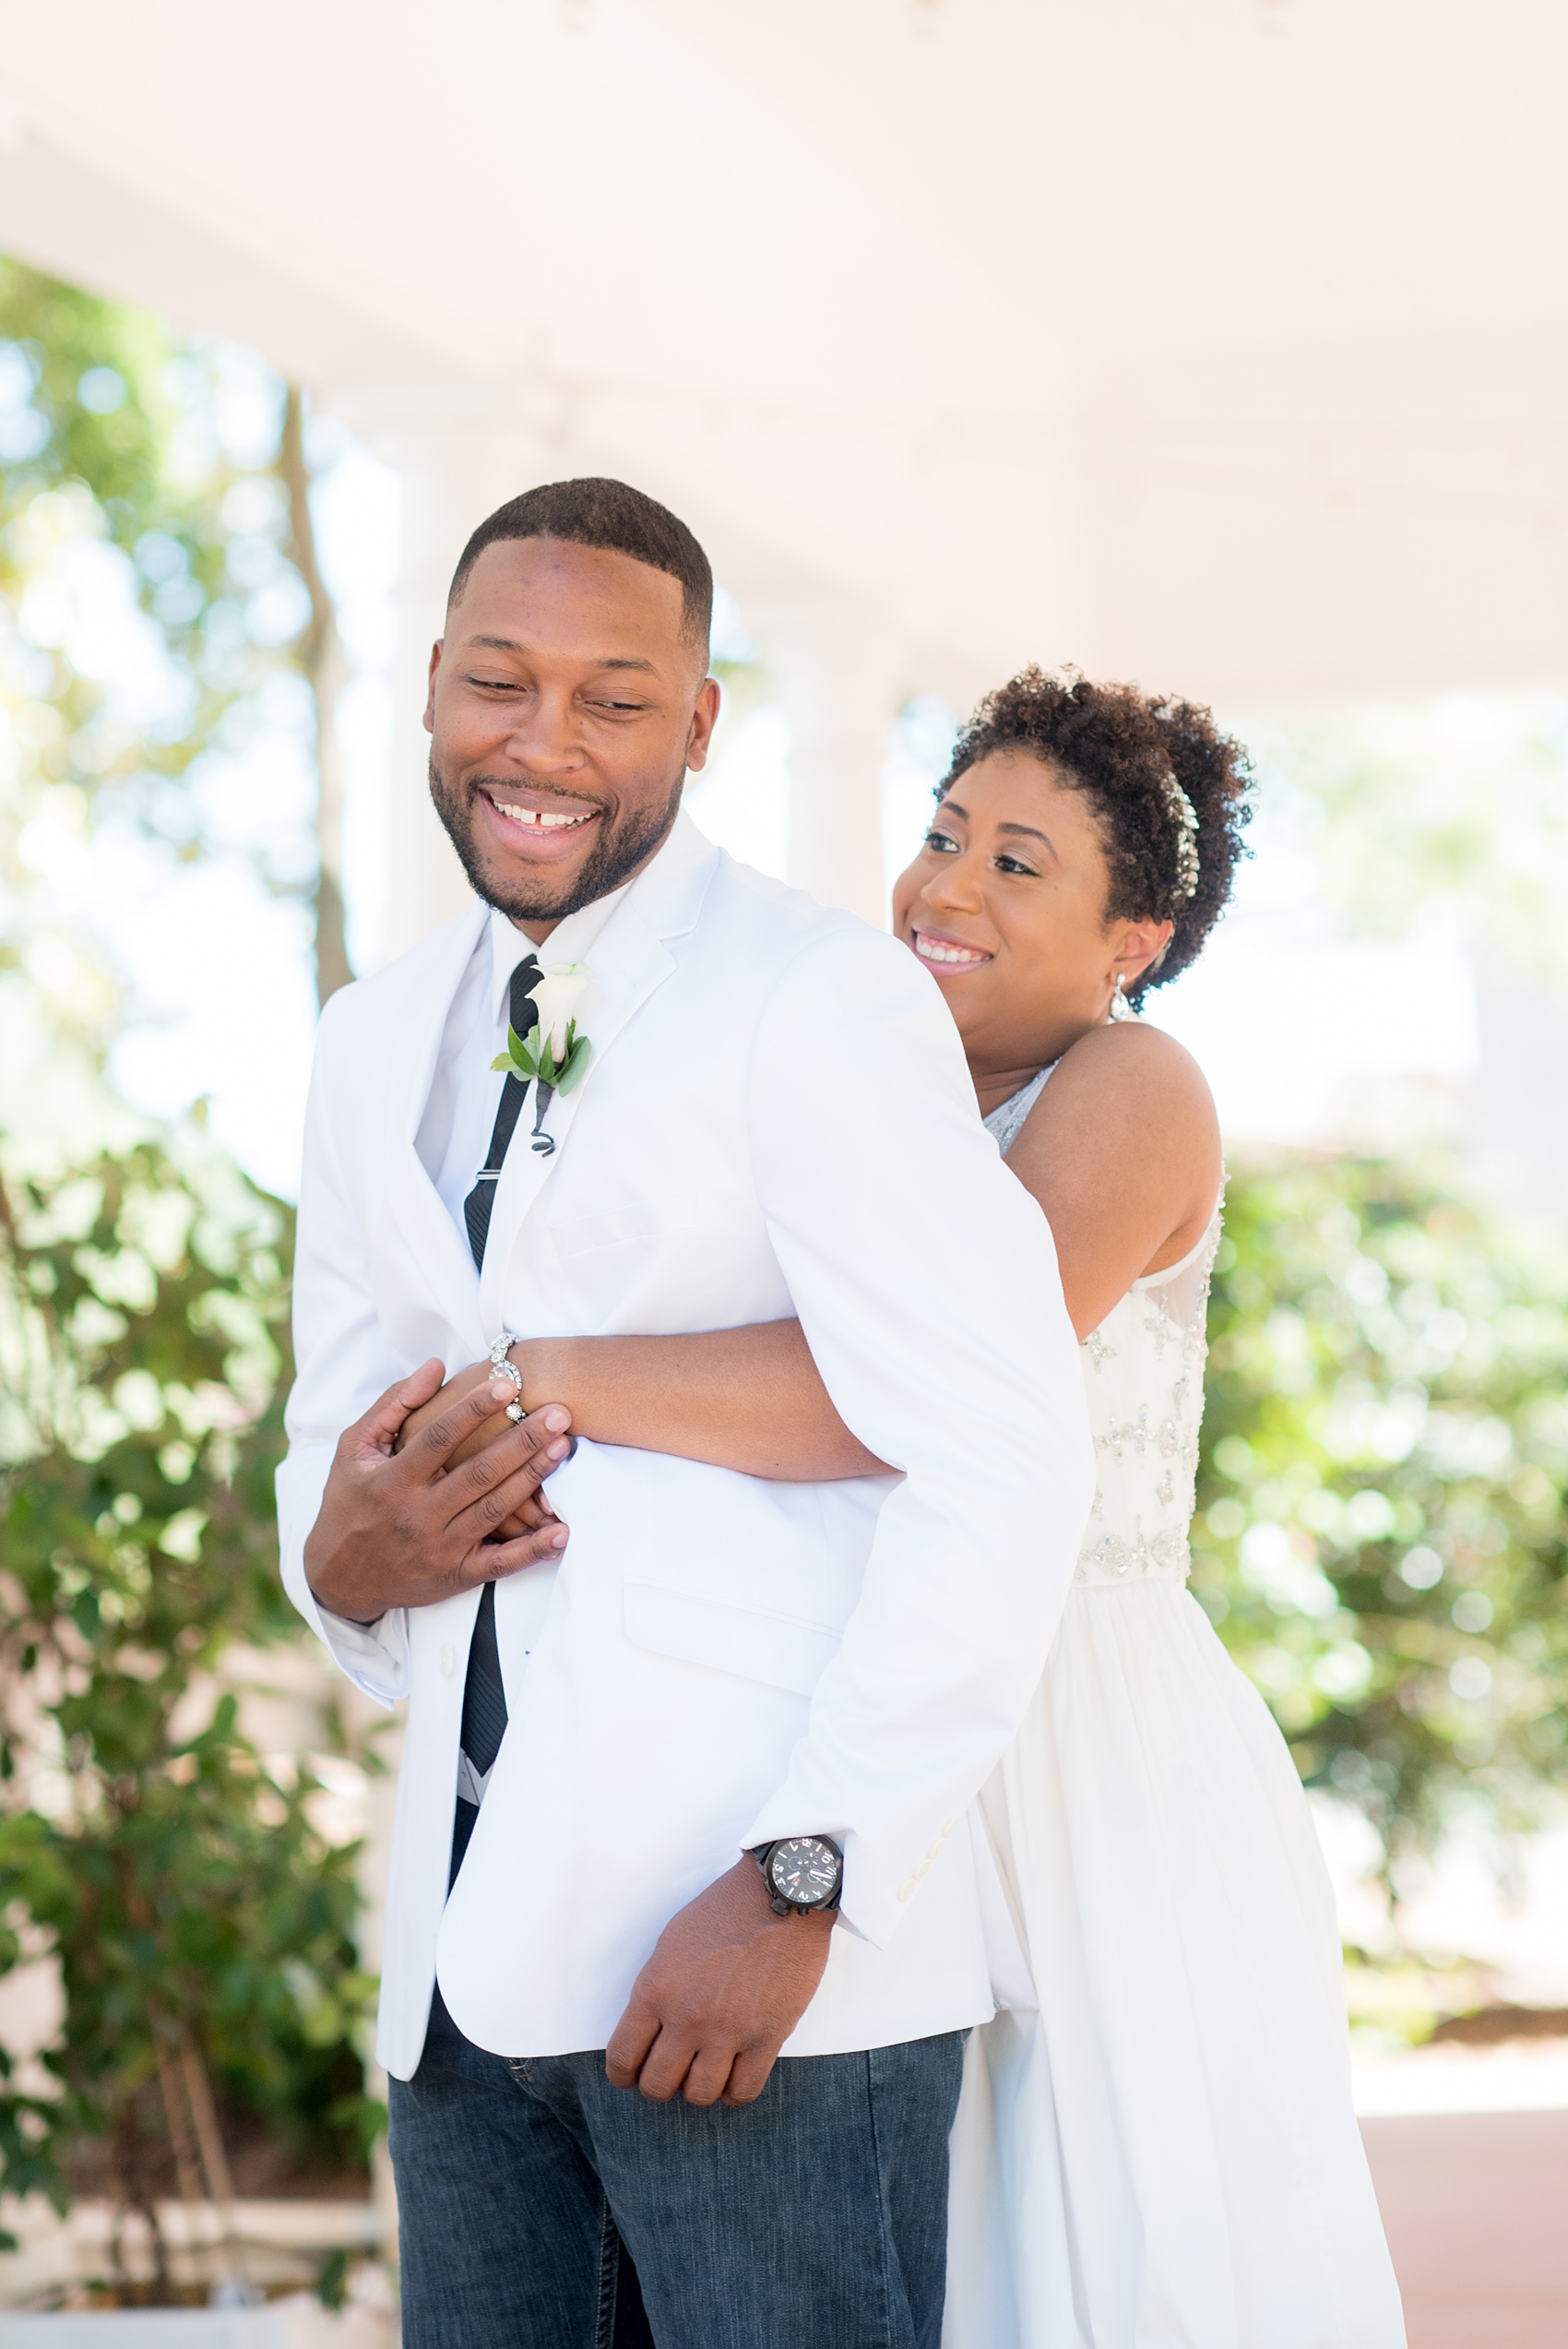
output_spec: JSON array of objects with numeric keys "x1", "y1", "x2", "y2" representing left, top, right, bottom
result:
[
  {"x1": 408, "y1": 667, "x2": 1406, "y2": 2347},
  {"x1": 909, "y1": 676, "x2": 1408, "y2": 2349}
]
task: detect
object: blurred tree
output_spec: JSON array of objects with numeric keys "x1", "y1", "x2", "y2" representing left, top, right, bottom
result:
[
  {"x1": 0, "y1": 1139, "x2": 377, "y2": 2288},
  {"x1": 1193, "y1": 1154, "x2": 1568, "y2": 1871},
  {"x1": 1247, "y1": 693, "x2": 1568, "y2": 983},
  {"x1": 0, "y1": 259, "x2": 378, "y2": 2294},
  {"x1": 279, "y1": 385, "x2": 350, "y2": 1003},
  {"x1": 0, "y1": 252, "x2": 349, "y2": 1029}
]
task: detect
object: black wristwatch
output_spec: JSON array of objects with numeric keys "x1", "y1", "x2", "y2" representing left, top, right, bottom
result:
[{"x1": 751, "y1": 1836, "x2": 843, "y2": 1916}]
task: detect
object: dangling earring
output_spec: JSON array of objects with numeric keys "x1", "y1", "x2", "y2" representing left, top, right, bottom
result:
[{"x1": 1108, "y1": 974, "x2": 1135, "y2": 1022}]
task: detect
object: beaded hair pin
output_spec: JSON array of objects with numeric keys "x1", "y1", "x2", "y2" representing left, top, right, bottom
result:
[{"x1": 1162, "y1": 772, "x2": 1201, "y2": 904}]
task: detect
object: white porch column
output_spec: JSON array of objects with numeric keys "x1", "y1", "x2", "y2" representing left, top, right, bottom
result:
[
  {"x1": 750, "y1": 596, "x2": 907, "y2": 929},
  {"x1": 340, "y1": 397, "x2": 552, "y2": 962},
  {"x1": 1466, "y1": 953, "x2": 1568, "y2": 1222}
]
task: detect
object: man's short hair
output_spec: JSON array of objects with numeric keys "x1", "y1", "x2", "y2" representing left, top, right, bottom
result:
[{"x1": 449, "y1": 477, "x2": 713, "y2": 660}]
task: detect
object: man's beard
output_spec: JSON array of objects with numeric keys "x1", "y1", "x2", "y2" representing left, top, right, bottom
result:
[{"x1": 429, "y1": 756, "x2": 684, "y2": 924}]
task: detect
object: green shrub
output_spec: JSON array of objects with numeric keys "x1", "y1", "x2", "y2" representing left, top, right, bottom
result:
[
  {"x1": 1194, "y1": 1154, "x2": 1568, "y2": 1864},
  {"x1": 0, "y1": 1138, "x2": 377, "y2": 2249}
]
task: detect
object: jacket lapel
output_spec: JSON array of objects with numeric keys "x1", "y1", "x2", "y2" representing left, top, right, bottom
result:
[
  {"x1": 385, "y1": 901, "x2": 491, "y2": 1356},
  {"x1": 477, "y1": 814, "x2": 719, "y2": 1332}
]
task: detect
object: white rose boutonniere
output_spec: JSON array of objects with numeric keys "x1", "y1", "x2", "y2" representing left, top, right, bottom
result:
[{"x1": 490, "y1": 960, "x2": 593, "y2": 1155}]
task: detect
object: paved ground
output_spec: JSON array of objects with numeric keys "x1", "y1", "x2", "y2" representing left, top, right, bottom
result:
[{"x1": 1361, "y1": 2109, "x2": 1568, "y2": 2348}]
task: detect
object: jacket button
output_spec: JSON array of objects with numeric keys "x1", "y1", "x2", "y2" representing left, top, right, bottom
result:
[{"x1": 440, "y1": 1644, "x2": 456, "y2": 1678}]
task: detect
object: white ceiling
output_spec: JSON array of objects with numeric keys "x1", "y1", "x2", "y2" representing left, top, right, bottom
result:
[{"x1": 2, "y1": 0, "x2": 1565, "y2": 704}]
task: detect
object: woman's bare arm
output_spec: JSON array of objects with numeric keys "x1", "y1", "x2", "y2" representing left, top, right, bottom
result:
[
  {"x1": 401, "y1": 1320, "x2": 887, "y2": 1485},
  {"x1": 405, "y1": 1027, "x2": 1218, "y2": 1484},
  {"x1": 1003, "y1": 1022, "x2": 1222, "y2": 1340}
]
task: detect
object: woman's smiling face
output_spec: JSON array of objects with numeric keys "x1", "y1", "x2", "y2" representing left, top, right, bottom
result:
[{"x1": 891, "y1": 748, "x2": 1172, "y2": 1102}]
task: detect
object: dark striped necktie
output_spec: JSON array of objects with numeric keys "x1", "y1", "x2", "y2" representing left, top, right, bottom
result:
[
  {"x1": 454, "y1": 952, "x2": 540, "y2": 1861},
  {"x1": 462, "y1": 954, "x2": 541, "y2": 1273}
]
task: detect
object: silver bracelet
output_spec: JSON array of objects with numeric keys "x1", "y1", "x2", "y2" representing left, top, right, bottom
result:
[{"x1": 487, "y1": 1331, "x2": 527, "y2": 1422}]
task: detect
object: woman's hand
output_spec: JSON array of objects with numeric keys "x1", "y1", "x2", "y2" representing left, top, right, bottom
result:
[{"x1": 397, "y1": 1355, "x2": 566, "y2": 1541}]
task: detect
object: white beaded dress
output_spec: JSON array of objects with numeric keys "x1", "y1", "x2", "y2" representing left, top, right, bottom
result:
[{"x1": 944, "y1": 1067, "x2": 1406, "y2": 2349}]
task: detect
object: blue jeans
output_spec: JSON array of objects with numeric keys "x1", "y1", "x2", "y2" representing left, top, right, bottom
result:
[{"x1": 390, "y1": 1991, "x2": 965, "y2": 2349}]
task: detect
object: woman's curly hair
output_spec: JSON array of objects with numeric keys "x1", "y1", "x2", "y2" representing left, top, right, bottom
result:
[{"x1": 941, "y1": 667, "x2": 1253, "y2": 1003}]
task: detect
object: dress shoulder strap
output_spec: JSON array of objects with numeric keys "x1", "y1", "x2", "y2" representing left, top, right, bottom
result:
[{"x1": 982, "y1": 1062, "x2": 1057, "y2": 1157}]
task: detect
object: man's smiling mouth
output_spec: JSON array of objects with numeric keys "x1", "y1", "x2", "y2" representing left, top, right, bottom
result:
[{"x1": 481, "y1": 793, "x2": 597, "y2": 833}]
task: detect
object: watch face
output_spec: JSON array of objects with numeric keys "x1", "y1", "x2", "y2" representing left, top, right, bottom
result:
[{"x1": 768, "y1": 1837, "x2": 839, "y2": 1906}]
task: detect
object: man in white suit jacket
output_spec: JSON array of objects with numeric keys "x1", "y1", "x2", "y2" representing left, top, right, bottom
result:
[{"x1": 279, "y1": 479, "x2": 1092, "y2": 2348}]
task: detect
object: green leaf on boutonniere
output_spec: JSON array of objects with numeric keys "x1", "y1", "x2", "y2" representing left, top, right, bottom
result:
[
  {"x1": 554, "y1": 1032, "x2": 592, "y2": 1095},
  {"x1": 489, "y1": 1023, "x2": 544, "y2": 1082},
  {"x1": 489, "y1": 1011, "x2": 592, "y2": 1104}
]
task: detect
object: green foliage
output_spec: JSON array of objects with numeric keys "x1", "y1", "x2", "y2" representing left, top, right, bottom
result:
[
  {"x1": 0, "y1": 254, "x2": 316, "y2": 1064},
  {"x1": 4, "y1": 271, "x2": 255, "y2": 762},
  {"x1": 1246, "y1": 694, "x2": 1568, "y2": 981},
  {"x1": 1193, "y1": 1155, "x2": 1568, "y2": 1862},
  {"x1": 0, "y1": 250, "x2": 303, "y2": 738},
  {"x1": 1, "y1": 256, "x2": 232, "y2": 577},
  {"x1": 0, "y1": 1139, "x2": 376, "y2": 2231}
]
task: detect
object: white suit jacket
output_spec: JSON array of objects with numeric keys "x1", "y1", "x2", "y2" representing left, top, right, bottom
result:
[{"x1": 277, "y1": 815, "x2": 1093, "y2": 2079}]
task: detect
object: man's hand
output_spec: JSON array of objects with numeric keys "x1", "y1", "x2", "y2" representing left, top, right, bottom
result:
[
  {"x1": 396, "y1": 1359, "x2": 550, "y2": 1540},
  {"x1": 303, "y1": 1360, "x2": 573, "y2": 1624},
  {"x1": 398, "y1": 1359, "x2": 518, "y2": 1472},
  {"x1": 605, "y1": 1857, "x2": 834, "y2": 2107}
]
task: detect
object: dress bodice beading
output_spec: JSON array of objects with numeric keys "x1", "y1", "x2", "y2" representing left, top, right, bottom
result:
[
  {"x1": 1069, "y1": 1220, "x2": 1219, "y2": 1587},
  {"x1": 983, "y1": 1069, "x2": 1221, "y2": 1592}
]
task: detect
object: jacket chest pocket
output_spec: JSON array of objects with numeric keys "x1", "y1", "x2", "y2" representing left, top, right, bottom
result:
[{"x1": 545, "y1": 1188, "x2": 702, "y2": 1263}]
